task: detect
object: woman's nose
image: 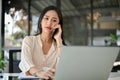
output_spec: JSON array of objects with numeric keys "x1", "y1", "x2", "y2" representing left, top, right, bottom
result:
[{"x1": 47, "y1": 19, "x2": 52, "y2": 25}]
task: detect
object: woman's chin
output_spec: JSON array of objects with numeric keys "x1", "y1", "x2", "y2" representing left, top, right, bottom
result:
[{"x1": 42, "y1": 30, "x2": 52, "y2": 34}]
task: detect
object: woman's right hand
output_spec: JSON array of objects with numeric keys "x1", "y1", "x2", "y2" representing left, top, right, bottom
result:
[{"x1": 36, "y1": 69, "x2": 55, "y2": 79}]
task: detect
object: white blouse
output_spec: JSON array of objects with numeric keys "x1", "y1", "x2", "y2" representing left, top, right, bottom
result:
[{"x1": 19, "y1": 34, "x2": 60, "y2": 73}]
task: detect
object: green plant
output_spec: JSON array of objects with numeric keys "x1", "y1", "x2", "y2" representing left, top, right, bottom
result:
[
  {"x1": 0, "y1": 52, "x2": 6, "y2": 71},
  {"x1": 109, "y1": 33, "x2": 118, "y2": 46},
  {"x1": 110, "y1": 33, "x2": 118, "y2": 40}
]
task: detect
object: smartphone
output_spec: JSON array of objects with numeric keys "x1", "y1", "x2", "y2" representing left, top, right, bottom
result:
[{"x1": 53, "y1": 28, "x2": 58, "y2": 36}]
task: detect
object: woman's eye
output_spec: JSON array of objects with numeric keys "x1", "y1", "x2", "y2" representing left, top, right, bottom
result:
[
  {"x1": 44, "y1": 18, "x2": 49, "y2": 20},
  {"x1": 53, "y1": 20, "x2": 57, "y2": 22}
]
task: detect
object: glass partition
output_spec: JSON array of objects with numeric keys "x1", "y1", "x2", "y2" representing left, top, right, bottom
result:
[
  {"x1": 61, "y1": 0, "x2": 90, "y2": 45},
  {"x1": 61, "y1": 0, "x2": 120, "y2": 46},
  {"x1": 92, "y1": 0, "x2": 120, "y2": 46},
  {"x1": 4, "y1": 0, "x2": 29, "y2": 47}
]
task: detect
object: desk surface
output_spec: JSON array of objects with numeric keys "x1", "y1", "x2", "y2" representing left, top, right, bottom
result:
[
  {"x1": 0, "y1": 73, "x2": 19, "y2": 76},
  {"x1": 0, "y1": 72, "x2": 120, "y2": 80},
  {"x1": 108, "y1": 72, "x2": 120, "y2": 80}
]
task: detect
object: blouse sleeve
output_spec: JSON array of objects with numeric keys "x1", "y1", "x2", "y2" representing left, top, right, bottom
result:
[{"x1": 19, "y1": 36, "x2": 35, "y2": 73}]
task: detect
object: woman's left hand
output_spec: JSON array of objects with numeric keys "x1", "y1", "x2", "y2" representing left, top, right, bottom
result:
[
  {"x1": 53, "y1": 24, "x2": 63, "y2": 47},
  {"x1": 53, "y1": 24, "x2": 62, "y2": 40}
]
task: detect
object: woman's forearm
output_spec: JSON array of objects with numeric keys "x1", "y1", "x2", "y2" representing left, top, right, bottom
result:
[
  {"x1": 56, "y1": 38, "x2": 62, "y2": 48},
  {"x1": 29, "y1": 67, "x2": 41, "y2": 76}
]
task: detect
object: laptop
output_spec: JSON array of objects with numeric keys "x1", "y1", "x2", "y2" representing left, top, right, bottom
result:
[{"x1": 54, "y1": 46, "x2": 120, "y2": 80}]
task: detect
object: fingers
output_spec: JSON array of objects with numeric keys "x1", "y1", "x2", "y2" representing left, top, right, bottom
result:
[
  {"x1": 46, "y1": 71, "x2": 54, "y2": 78},
  {"x1": 45, "y1": 68, "x2": 55, "y2": 79},
  {"x1": 48, "y1": 68, "x2": 55, "y2": 73},
  {"x1": 36, "y1": 71, "x2": 49, "y2": 79},
  {"x1": 42, "y1": 71, "x2": 54, "y2": 79},
  {"x1": 42, "y1": 67, "x2": 55, "y2": 79},
  {"x1": 42, "y1": 75, "x2": 49, "y2": 80},
  {"x1": 37, "y1": 71, "x2": 53, "y2": 79},
  {"x1": 53, "y1": 24, "x2": 61, "y2": 30}
]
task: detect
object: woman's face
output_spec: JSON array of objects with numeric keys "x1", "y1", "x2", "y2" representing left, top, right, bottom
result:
[{"x1": 41, "y1": 10, "x2": 60, "y2": 33}]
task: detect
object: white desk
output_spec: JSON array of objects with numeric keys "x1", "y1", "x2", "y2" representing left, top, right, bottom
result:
[
  {"x1": 0, "y1": 73, "x2": 40, "y2": 80},
  {"x1": 108, "y1": 72, "x2": 120, "y2": 80},
  {"x1": 0, "y1": 73, "x2": 19, "y2": 80},
  {"x1": 0, "y1": 72, "x2": 120, "y2": 80}
]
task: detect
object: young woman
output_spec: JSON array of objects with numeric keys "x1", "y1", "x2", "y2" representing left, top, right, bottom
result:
[{"x1": 19, "y1": 5, "x2": 65, "y2": 79}]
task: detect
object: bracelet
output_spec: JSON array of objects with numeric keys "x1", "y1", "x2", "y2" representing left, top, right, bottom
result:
[{"x1": 57, "y1": 45, "x2": 63, "y2": 48}]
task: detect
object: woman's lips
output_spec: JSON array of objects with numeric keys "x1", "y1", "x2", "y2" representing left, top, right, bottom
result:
[{"x1": 46, "y1": 27, "x2": 51, "y2": 30}]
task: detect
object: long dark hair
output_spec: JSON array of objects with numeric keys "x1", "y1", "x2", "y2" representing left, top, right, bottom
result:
[{"x1": 36, "y1": 5, "x2": 66, "y2": 45}]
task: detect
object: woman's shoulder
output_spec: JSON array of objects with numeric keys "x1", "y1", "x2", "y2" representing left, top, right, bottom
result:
[{"x1": 23, "y1": 35, "x2": 39, "y2": 42}]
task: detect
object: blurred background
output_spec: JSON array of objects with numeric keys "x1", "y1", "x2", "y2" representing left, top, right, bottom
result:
[
  {"x1": 1, "y1": 0, "x2": 120, "y2": 47},
  {"x1": 0, "y1": 0, "x2": 120, "y2": 76}
]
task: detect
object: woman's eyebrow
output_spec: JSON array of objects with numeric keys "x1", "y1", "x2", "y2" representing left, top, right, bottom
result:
[
  {"x1": 44, "y1": 15, "x2": 49, "y2": 17},
  {"x1": 44, "y1": 15, "x2": 58, "y2": 19},
  {"x1": 53, "y1": 17, "x2": 57, "y2": 19}
]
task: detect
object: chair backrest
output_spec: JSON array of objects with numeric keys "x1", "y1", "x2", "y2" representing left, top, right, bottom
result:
[{"x1": 9, "y1": 49, "x2": 21, "y2": 73}]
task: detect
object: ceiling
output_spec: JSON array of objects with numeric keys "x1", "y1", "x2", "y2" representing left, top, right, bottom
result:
[
  {"x1": 5, "y1": 0, "x2": 120, "y2": 17},
  {"x1": 30, "y1": 0, "x2": 120, "y2": 17}
]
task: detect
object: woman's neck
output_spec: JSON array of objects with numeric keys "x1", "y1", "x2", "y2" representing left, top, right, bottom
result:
[{"x1": 41, "y1": 33, "x2": 52, "y2": 43}]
